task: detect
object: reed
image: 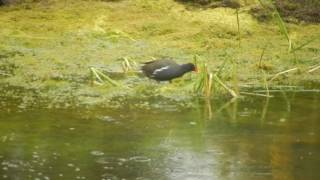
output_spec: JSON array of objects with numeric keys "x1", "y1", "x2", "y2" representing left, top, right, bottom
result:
[
  {"x1": 257, "y1": 0, "x2": 292, "y2": 52},
  {"x1": 213, "y1": 74, "x2": 238, "y2": 98},
  {"x1": 236, "y1": 9, "x2": 241, "y2": 47},
  {"x1": 269, "y1": 67, "x2": 298, "y2": 82},
  {"x1": 291, "y1": 38, "x2": 317, "y2": 52},
  {"x1": 120, "y1": 57, "x2": 137, "y2": 73},
  {"x1": 308, "y1": 65, "x2": 320, "y2": 73},
  {"x1": 257, "y1": 0, "x2": 317, "y2": 53},
  {"x1": 273, "y1": 10, "x2": 292, "y2": 52},
  {"x1": 193, "y1": 58, "x2": 214, "y2": 98},
  {"x1": 193, "y1": 55, "x2": 239, "y2": 98},
  {"x1": 258, "y1": 44, "x2": 267, "y2": 68},
  {"x1": 90, "y1": 67, "x2": 120, "y2": 86}
]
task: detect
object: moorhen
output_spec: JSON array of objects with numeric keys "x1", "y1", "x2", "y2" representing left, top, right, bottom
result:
[{"x1": 141, "y1": 59, "x2": 197, "y2": 82}]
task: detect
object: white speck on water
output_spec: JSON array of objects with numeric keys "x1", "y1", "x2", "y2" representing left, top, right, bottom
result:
[
  {"x1": 95, "y1": 157, "x2": 109, "y2": 164},
  {"x1": 129, "y1": 156, "x2": 151, "y2": 162},
  {"x1": 2, "y1": 167, "x2": 8, "y2": 171},
  {"x1": 100, "y1": 116, "x2": 116, "y2": 123},
  {"x1": 90, "y1": 150, "x2": 104, "y2": 156},
  {"x1": 189, "y1": 122, "x2": 197, "y2": 125},
  {"x1": 118, "y1": 158, "x2": 127, "y2": 162},
  {"x1": 69, "y1": 128, "x2": 75, "y2": 131},
  {"x1": 2, "y1": 175, "x2": 7, "y2": 179},
  {"x1": 67, "y1": 163, "x2": 75, "y2": 167},
  {"x1": 300, "y1": 156, "x2": 304, "y2": 160},
  {"x1": 75, "y1": 167, "x2": 80, "y2": 172},
  {"x1": 7, "y1": 162, "x2": 18, "y2": 168},
  {"x1": 308, "y1": 132, "x2": 315, "y2": 136},
  {"x1": 59, "y1": 174, "x2": 63, "y2": 177},
  {"x1": 279, "y1": 118, "x2": 286, "y2": 122}
]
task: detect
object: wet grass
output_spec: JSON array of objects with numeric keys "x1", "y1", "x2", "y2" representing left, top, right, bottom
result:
[{"x1": 0, "y1": 0, "x2": 319, "y2": 108}]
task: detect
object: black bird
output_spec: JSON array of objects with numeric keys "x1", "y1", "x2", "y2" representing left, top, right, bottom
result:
[{"x1": 141, "y1": 59, "x2": 197, "y2": 82}]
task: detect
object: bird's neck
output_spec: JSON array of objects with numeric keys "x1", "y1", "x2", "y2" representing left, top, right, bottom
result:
[{"x1": 180, "y1": 64, "x2": 192, "y2": 74}]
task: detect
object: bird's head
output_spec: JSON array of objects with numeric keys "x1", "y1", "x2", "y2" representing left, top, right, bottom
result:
[{"x1": 183, "y1": 63, "x2": 197, "y2": 73}]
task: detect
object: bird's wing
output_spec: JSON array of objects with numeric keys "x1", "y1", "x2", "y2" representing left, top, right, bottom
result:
[{"x1": 142, "y1": 59, "x2": 176, "y2": 65}]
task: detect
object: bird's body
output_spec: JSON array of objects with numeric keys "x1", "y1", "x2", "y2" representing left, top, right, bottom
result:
[{"x1": 141, "y1": 59, "x2": 196, "y2": 82}]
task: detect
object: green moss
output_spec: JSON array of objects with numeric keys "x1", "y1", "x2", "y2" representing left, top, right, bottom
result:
[{"x1": 0, "y1": 0, "x2": 319, "y2": 109}]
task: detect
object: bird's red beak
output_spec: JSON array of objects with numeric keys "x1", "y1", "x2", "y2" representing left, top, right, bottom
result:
[{"x1": 194, "y1": 66, "x2": 198, "y2": 73}]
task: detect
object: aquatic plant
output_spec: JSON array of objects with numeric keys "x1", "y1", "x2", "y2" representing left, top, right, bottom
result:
[
  {"x1": 193, "y1": 55, "x2": 238, "y2": 98},
  {"x1": 193, "y1": 58, "x2": 213, "y2": 97}
]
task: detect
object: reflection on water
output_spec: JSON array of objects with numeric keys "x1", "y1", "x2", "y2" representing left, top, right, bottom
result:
[{"x1": 0, "y1": 92, "x2": 319, "y2": 179}]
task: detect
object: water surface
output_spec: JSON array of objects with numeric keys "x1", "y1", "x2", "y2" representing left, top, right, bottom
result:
[{"x1": 0, "y1": 92, "x2": 319, "y2": 179}]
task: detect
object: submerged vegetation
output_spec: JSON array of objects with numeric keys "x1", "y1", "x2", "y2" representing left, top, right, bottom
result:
[{"x1": 0, "y1": 0, "x2": 319, "y2": 109}]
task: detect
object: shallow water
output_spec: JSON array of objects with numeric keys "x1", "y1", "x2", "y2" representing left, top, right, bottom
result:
[{"x1": 0, "y1": 92, "x2": 319, "y2": 180}]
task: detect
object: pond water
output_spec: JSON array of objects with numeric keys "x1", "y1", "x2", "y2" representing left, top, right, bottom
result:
[{"x1": 0, "y1": 92, "x2": 319, "y2": 180}]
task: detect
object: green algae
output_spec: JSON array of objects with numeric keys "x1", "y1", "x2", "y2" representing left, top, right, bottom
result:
[{"x1": 0, "y1": 0, "x2": 319, "y2": 109}]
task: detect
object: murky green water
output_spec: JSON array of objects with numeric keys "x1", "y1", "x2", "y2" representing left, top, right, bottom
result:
[{"x1": 0, "y1": 92, "x2": 319, "y2": 180}]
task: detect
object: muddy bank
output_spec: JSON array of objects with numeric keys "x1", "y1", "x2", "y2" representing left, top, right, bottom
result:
[{"x1": 176, "y1": 0, "x2": 320, "y2": 23}]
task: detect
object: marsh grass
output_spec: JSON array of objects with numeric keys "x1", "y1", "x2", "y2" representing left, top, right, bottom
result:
[
  {"x1": 257, "y1": 0, "x2": 316, "y2": 53},
  {"x1": 119, "y1": 57, "x2": 138, "y2": 73},
  {"x1": 308, "y1": 64, "x2": 320, "y2": 73},
  {"x1": 273, "y1": 10, "x2": 292, "y2": 52},
  {"x1": 193, "y1": 57, "x2": 214, "y2": 97},
  {"x1": 236, "y1": 9, "x2": 241, "y2": 47},
  {"x1": 0, "y1": 0, "x2": 319, "y2": 108},
  {"x1": 193, "y1": 55, "x2": 238, "y2": 98},
  {"x1": 258, "y1": 44, "x2": 267, "y2": 68},
  {"x1": 269, "y1": 67, "x2": 298, "y2": 82},
  {"x1": 90, "y1": 67, "x2": 120, "y2": 86}
]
